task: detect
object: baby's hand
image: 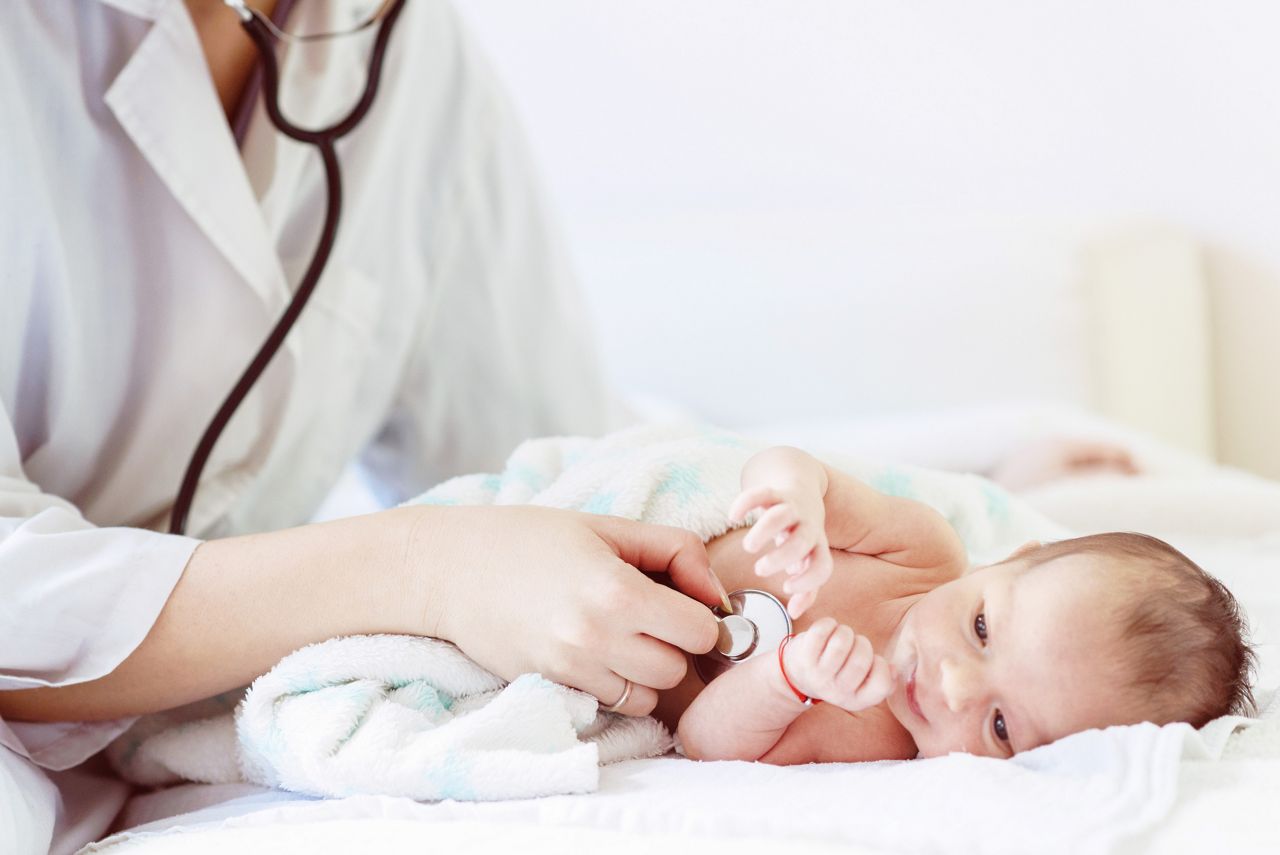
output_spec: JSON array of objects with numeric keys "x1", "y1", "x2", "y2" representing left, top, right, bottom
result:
[
  {"x1": 781, "y1": 618, "x2": 895, "y2": 712},
  {"x1": 730, "y1": 485, "x2": 833, "y2": 620}
]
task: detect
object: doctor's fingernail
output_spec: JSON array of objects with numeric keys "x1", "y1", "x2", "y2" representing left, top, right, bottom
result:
[{"x1": 707, "y1": 567, "x2": 733, "y2": 613}]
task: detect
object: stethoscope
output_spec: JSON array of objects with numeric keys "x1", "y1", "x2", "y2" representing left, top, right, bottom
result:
[
  {"x1": 170, "y1": 0, "x2": 408, "y2": 535},
  {"x1": 694, "y1": 588, "x2": 794, "y2": 683}
]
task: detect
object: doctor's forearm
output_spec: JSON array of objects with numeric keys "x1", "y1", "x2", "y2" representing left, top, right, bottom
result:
[{"x1": 0, "y1": 507, "x2": 439, "y2": 722}]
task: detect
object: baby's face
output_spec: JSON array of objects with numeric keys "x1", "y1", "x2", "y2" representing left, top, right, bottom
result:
[{"x1": 881, "y1": 551, "x2": 1132, "y2": 759}]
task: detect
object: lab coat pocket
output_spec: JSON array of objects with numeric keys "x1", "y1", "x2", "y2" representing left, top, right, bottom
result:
[
  {"x1": 291, "y1": 262, "x2": 393, "y2": 455},
  {"x1": 232, "y1": 263, "x2": 395, "y2": 532}
]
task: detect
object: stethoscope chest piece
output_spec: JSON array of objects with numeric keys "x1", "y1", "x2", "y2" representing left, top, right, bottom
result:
[{"x1": 693, "y1": 588, "x2": 793, "y2": 684}]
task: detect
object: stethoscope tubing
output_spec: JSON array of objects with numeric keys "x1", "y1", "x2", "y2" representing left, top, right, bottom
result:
[{"x1": 169, "y1": 0, "x2": 409, "y2": 536}]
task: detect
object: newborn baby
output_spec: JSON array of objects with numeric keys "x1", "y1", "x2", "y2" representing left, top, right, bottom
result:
[{"x1": 652, "y1": 446, "x2": 1256, "y2": 763}]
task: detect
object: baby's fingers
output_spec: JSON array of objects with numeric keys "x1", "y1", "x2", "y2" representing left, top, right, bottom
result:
[
  {"x1": 781, "y1": 550, "x2": 833, "y2": 595},
  {"x1": 818, "y1": 625, "x2": 858, "y2": 675},
  {"x1": 793, "y1": 617, "x2": 838, "y2": 662},
  {"x1": 742, "y1": 504, "x2": 799, "y2": 554},
  {"x1": 848, "y1": 655, "x2": 895, "y2": 708},
  {"x1": 729, "y1": 486, "x2": 779, "y2": 524},
  {"x1": 787, "y1": 589, "x2": 818, "y2": 621},
  {"x1": 755, "y1": 527, "x2": 814, "y2": 576}
]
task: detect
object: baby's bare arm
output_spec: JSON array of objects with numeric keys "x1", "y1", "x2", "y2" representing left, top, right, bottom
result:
[
  {"x1": 676, "y1": 651, "x2": 813, "y2": 762},
  {"x1": 739, "y1": 446, "x2": 966, "y2": 574},
  {"x1": 819, "y1": 461, "x2": 967, "y2": 574}
]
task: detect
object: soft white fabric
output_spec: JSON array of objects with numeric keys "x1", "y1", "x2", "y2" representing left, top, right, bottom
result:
[
  {"x1": 83, "y1": 691, "x2": 1279, "y2": 855},
  {"x1": 0, "y1": 0, "x2": 616, "y2": 849},
  {"x1": 405, "y1": 422, "x2": 1068, "y2": 564},
  {"x1": 107, "y1": 635, "x2": 672, "y2": 800}
]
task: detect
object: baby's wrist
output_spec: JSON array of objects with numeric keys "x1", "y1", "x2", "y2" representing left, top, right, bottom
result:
[
  {"x1": 774, "y1": 635, "x2": 820, "y2": 708},
  {"x1": 742, "y1": 448, "x2": 825, "y2": 499}
]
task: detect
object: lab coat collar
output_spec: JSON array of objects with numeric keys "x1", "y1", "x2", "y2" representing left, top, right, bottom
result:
[{"x1": 103, "y1": 0, "x2": 290, "y2": 308}]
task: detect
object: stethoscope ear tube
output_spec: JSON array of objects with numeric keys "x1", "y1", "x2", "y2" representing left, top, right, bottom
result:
[
  {"x1": 169, "y1": 1, "x2": 409, "y2": 535},
  {"x1": 245, "y1": 0, "x2": 408, "y2": 144}
]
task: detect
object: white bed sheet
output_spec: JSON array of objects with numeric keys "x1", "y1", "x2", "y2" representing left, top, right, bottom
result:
[{"x1": 83, "y1": 413, "x2": 1280, "y2": 855}]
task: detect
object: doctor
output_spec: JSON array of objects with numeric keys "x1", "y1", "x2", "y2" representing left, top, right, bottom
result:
[{"x1": 0, "y1": 2, "x2": 725, "y2": 852}]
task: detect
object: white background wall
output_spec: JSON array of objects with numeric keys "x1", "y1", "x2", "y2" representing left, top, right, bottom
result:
[{"x1": 456, "y1": 0, "x2": 1280, "y2": 478}]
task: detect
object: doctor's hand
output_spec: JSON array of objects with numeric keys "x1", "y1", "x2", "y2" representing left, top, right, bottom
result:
[
  {"x1": 0, "y1": 506, "x2": 723, "y2": 724},
  {"x1": 397, "y1": 505, "x2": 725, "y2": 716}
]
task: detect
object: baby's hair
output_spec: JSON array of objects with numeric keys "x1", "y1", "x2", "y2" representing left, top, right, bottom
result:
[{"x1": 1020, "y1": 532, "x2": 1257, "y2": 727}]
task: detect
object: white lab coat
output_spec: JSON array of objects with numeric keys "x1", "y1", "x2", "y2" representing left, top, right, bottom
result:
[{"x1": 0, "y1": 1, "x2": 618, "y2": 851}]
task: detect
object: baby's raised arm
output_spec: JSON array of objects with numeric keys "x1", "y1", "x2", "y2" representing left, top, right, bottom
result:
[{"x1": 732, "y1": 447, "x2": 967, "y2": 618}]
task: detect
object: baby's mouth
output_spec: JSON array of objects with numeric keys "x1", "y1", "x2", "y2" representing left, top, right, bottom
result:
[{"x1": 906, "y1": 665, "x2": 929, "y2": 724}]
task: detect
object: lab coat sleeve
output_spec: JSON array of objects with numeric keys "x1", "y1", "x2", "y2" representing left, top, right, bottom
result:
[
  {"x1": 0, "y1": 405, "x2": 202, "y2": 770},
  {"x1": 361, "y1": 18, "x2": 628, "y2": 501}
]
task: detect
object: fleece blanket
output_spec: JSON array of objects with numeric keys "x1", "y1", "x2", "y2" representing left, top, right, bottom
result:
[{"x1": 107, "y1": 423, "x2": 1079, "y2": 800}]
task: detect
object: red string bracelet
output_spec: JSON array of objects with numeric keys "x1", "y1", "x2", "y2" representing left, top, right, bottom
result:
[{"x1": 778, "y1": 633, "x2": 820, "y2": 707}]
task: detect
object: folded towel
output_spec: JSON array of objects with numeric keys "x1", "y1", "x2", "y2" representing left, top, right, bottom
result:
[{"x1": 108, "y1": 635, "x2": 670, "y2": 800}]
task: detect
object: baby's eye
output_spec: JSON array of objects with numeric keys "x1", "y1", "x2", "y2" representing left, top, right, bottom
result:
[
  {"x1": 993, "y1": 711, "x2": 1009, "y2": 743},
  {"x1": 973, "y1": 612, "x2": 988, "y2": 642}
]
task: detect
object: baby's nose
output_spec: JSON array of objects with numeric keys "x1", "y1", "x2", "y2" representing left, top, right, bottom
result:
[{"x1": 939, "y1": 657, "x2": 980, "y2": 713}]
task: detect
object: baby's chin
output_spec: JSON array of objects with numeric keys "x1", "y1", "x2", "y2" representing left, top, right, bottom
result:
[
  {"x1": 884, "y1": 691, "x2": 926, "y2": 753},
  {"x1": 883, "y1": 679, "x2": 959, "y2": 759}
]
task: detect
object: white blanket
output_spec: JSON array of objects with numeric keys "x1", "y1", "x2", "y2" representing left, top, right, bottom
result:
[{"x1": 86, "y1": 689, "x2": 1278, "y2": 855}]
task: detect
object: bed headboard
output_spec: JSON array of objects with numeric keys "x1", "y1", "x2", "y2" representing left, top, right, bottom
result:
[{"x1": 1084, "y1": 228, "x2": 1280, "y2": 480}]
